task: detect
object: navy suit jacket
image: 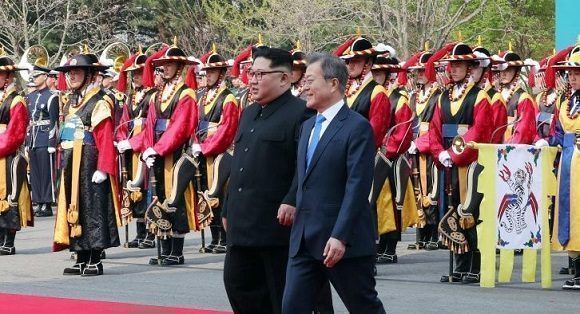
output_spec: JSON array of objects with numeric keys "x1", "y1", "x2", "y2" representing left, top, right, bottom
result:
[{"x1": 289, "y1": 104, "x2": 377, "y2": 260}]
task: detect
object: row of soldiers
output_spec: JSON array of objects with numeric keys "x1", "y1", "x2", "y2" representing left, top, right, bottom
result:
[{"x1": 0, "y1": 36, "x2": 579, "y2": 291}]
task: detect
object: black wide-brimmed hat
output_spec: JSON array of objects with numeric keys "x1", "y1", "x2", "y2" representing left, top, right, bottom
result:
[
  {"x1": 0, "y1": 56, "x2": 26, "y2": 72},
  {"x1": 54, "y1": 53, "x2": 109, "y2": 72}
]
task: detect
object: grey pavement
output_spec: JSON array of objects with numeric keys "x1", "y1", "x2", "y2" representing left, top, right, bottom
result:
[{"x1": 1, "y1": 216, "x2": 579, "y2": 313}]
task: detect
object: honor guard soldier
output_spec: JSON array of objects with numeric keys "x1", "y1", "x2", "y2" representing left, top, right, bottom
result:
[
  {"x1": 116, "y1": 50, "x2": 157, "y2": 249},
  {"x1": 428, "y1": 43, "x2": 493, "y2": 284},
  {"x1": 494, "y1": 49, "x2": 538, "y2": 144},
  {"x1": 335, "y1": 35, "x2": 390, "y2": 148},
  {"x1": 369, "y1": 46, "x2": 416, "y2": 263},
  {"x1": 119, "y1": 42, "x2": 199, "y2": 266},
  {"x1": 406, "y1": 49, "x2": 444, "y2": 251},
  {"x1": 52, "y1": 50, "x2": 121, "y2": 276},
  {"x1": 0, "y1": 52, "x2": 32, "y2": 256},
  {"x1": 191, "y1": 46, "x2": 239, "y2": 254},
  {"x1": 26, "y1": 64, "x2": 60, "y2": 217},
  {"x1": 290, "y1": 41, "x2": 307, "y2": 99},
  {"x1": 536, "y1": 45, "x2": 580, "y2": 290}
]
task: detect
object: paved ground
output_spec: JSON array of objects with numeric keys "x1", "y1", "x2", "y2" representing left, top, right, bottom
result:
[{"x1": 1, "y1": 215, "x2": 579, "y2": 313}]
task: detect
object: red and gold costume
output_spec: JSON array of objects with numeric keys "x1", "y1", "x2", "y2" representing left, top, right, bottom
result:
[{"x1": 0, "y1": 56, "x2": 32, "y2": 255}]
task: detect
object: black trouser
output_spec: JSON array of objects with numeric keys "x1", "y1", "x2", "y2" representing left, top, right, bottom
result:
[
  {"x1": 282, "y1": 246, "x2": 385, "y2": 314},
  {"x1": 224, "y1": 246, "x2": 288, "y2": 314}
]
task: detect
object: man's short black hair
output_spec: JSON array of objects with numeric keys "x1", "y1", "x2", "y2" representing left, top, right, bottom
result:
[{"x1": 252, "y1": 46, "x2": 292, "y2": 72}]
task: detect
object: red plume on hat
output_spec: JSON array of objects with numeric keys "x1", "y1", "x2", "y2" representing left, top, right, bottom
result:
[
  {"x1": 199, "y1": 50, "x2": 213, "y2": 65},
  {"x1": 185, "y1": 64, "x2": 197, "y2": 90},
  {"x1": 142, "y1": 45, "x2": 169, "y2": 88},
  {"x1": 232, "y1": 45, "x2": 253, "y2": 78},
  {"x1": 426, "y1": 42, "x2": 456, "y2": 83},
  {"x1": 397, "y1": 51, "x2": 422, "y2": 86},
  {"x1": 545, "y1": 46, "x2": 573, "y2": 89},
  {"x1": 57, "y1": 72, "x2": 68, "y2": 91},
  {"x1": 116, "y1": 53, "x2": 138, "y2": 93},
  {"x1": 333, "y1": 37, "x2": 356, "y2": 57}
]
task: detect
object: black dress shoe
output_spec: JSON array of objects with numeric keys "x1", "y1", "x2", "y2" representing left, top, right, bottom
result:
[
  {"x1": 81, "y1": 262, "x2": 103, "y2": 276},
  {"x1": 126, "y1": 238, "x2": 142, "y2": 248},
  {"x1": 407, "y1": 242, "x2": 425, "y2": 250},
  {"x1": 149, "y1": 255, "x2": 167, "y2": 265},
  {"x1": 212, "y1": 244, "x2": 227, "y2": 254},
  {"x1": 0, "y1": 246, "x2": 15, "y2": 255},
  {"x1": 425, "y1": 242, "x2": 439, "y2": 251},
  {"x1": 562, "y1": 277, "x2": 580, "y2": 290},
  {"x1": 462, "y1": 273, "x2": 480, "y2": 284},
  {"x1": 559, "y1": 267, "x2": 576, "y2": 275},
  {"x1": 160, "y1": 255, "x2": 184, "y2": 265},
  {"x1": 376, "y1": 254, "x2": 397, "y2": 264},
  {"x1": 63, "y1": 263, "x2": 85, "y2": 275},
  {"x1": 138, "y1": 239, "x2": 155, "y2": 249},
  {"x1": 440, "y1": 273, "x2": 463, "y2": 283}
]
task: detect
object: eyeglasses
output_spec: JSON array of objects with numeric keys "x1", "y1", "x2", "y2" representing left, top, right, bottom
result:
[{"x1": 246, "y1": 69, "x2": 285, "y2": 81}]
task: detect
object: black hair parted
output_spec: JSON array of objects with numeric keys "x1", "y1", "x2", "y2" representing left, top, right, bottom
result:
[{"x1": 252, "y1": 46, "x2": 292, "y2": 72}]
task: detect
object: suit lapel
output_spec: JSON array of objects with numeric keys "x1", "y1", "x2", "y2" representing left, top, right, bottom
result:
[
  {"x1": 303, "y1": 106, "x2": 349, "y2": 182},
  {"x1": 298, "y1": 118, "x2": 314, "y2": 178}
]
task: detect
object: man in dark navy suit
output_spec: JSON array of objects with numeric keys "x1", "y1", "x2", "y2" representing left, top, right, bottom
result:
[{"x1": 282, "y1": 53, "x2": 385, "y2": 314}]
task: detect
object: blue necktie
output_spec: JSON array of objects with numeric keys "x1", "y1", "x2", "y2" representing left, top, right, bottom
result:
[{"x1": 306, "y1": 115, "x2": 326, "y2": 168}]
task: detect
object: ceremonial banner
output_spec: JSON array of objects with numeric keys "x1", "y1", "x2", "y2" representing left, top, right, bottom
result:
[
  {"x1": 495, "y1": 146, "x2": 542, "y2": 249},
  {"x1": 475, "y1": 144, "x2": 558, "y2": 288}
]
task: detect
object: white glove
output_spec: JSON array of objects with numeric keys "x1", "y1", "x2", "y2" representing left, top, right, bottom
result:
[
  {"x1": 408, "y1": 141, "x2": 418, "y2": 155},
  {"x1": 535, "y1": 139, "x2": 549, "y2": 148},
  {"x1": 47, "y1": 147, "x2": 56, "y2": 154},
  {"x1": 92, "y1": 170, "x2": 107, "y2": 184},
  {"x1": 143, "y1": 147, "x2": 158, "y2": 160},
  {"x1": 117, "y1": 140, "x2": 132, "y2": 153},
  {"x1": 191, "y1": 144, "x2": 202, "y2": 156},
  {"x1": 438, "y1": 151, "x2": 453, "y2": 168},
  {"x1": 145, "y1": 157, "x2": 155, "y2": 168}
]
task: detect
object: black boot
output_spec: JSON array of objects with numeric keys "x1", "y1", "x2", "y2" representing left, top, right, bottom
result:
[
  {"x1": 0, "y1": 229, "x2": 5, "y2": 249},
  {"x1": 377, "y1": 239, "x2": 398, "y2": 264},
  {"x1": 43, "y1": 204, "x2": 53, "y2": 217},
  {"x1": 82, "y1": 249, "x2": 104, "y2": 276},
  {"x1": 138, "y1": 232, "x2": 156, "y2": 249},
  {"x1": 462, "y1": 250, "x2": 481, "y2": 284},
  {"x1": 127, "y1": 221, "x2": 147, "y2": 248},
  {"x1": 161, "y1": 237, "x2": 184, "y2": 265},
  {"x1": 64, "y1": 250, "x2": 89, "y2": 275},
  {"x1": 149, "y1": 237, "x2": 171, "y2": 265},
  {"x1": 207, "y1": 225, "x2": 219, "y2": 252},
  {"x1": 212, "y1": 228, "x2": 227, "y2": 254},
  {"x1": 0, "y1": 230, "x2": 15, "y2": 255},
  {"x1": 563, "y1": 257, "x2": 580, "y2": 290}
]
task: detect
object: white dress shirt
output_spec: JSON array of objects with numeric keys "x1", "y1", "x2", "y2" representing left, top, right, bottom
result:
[{"x1": 308, "y1": 99, "x2": 345, "y2": 145}]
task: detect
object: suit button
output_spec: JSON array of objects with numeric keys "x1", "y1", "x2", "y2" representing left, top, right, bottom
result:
[
  {"x1": 238, "y1": 187, "x2": 243, "y2": 192},
  {"x1": 250, "y1": 128, "x2": 254, "y2": 133},
  {"x1": 244, "y1": 147, "x2": 249, "y2": 152},
  {"x1": 239, "y1": 167, "x2": 244, "y2": 172}
]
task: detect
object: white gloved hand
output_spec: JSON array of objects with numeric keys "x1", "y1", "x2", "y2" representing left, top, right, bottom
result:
[
  {"x1": 145, "y1": 156, "x2": 156, "y2": 168},
  {"x1": 534, "y1": 139, "x2": 549, "y2": 148},
  {"x1": 92, "y1": 170, "x2": 107, "y2": 184},
  {"x1": 143, "y1": 147, "x2": 158, "y2": 160},
  {"x1": 47, "y1": 147, "x2": 56, "y2": 154},
  {"x1": 408, "y1": 141, "x2": 418, "y2": 155},
  {"x1": 191, "y1": 144, "x2": 202, "y2": 156},
  {"x1": 117, "y1": 140, "x2": 132, "y2": 153},
  {"x1": 438, "y1": 151, "x2": 453, "y2": 168}
]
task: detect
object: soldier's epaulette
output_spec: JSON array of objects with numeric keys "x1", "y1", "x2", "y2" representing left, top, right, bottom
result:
[
  {"x1": 10, "y1": 94, "x2": 25, "y2": 109},
  {"x1": 101, "y1": 91, "x2": 115, "y2": 109}
]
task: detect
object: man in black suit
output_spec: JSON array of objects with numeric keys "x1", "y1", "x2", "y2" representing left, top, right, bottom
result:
[
  {"x1": 282, "y1": 53, "x2": 386, "y2": 314},
  {"x1": 222, "y1": 46, "x2": 309, "y2": 314}
]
